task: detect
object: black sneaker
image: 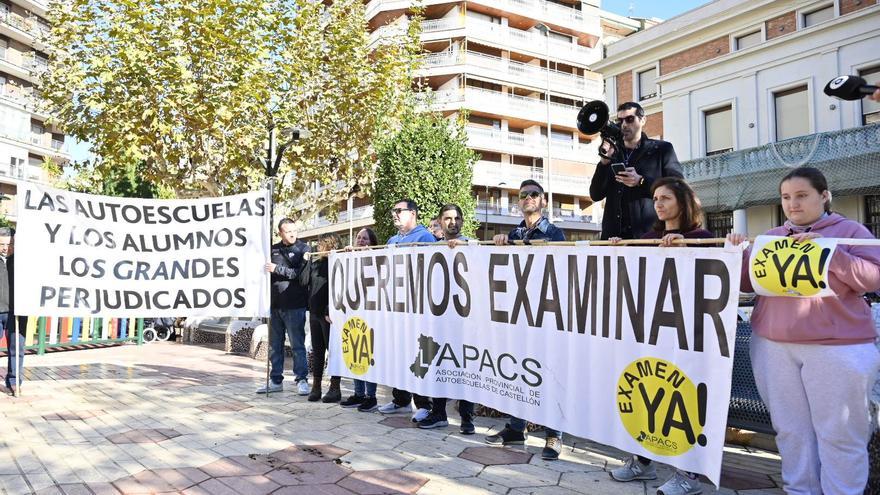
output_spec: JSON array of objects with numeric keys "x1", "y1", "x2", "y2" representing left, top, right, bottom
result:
[
  {"x1": 459, "y1": 419, "x2": 475, "y2": 435},
  {"x1": 485, "y1": 425, "x2": 526, "y2": 445},
  {"x1": 417, "y1": 413, "x2": 449, "y2": 429},
  {"x1": 357, "y1": 397, "x2": 378, "y2": 412},
  {"x1": 340, "y1": 395, "x2": 366, "y2": 408}
]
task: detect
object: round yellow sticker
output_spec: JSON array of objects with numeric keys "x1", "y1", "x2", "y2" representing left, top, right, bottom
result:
[
  {"x1": 617, "y1": 358, "x2": 707, "y2": 457},
  {"x1": 751, "y1": 237, "x2": 832, "y2": 297},
  {"x1": 341, "y1": 316, "x2": 374, "y2": 375}
]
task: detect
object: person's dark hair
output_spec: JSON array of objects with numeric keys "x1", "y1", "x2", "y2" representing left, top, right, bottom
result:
[
  {"x1": 278, "y1": 218, "x2": 296, "y2": 230},
  {"x1": 651, "y1": 177, "x2": 703, "y2": 233},
  {"x1": 780, "y1": 167, "x2": 832, "y2": 214},
  {"x1": 359, "y1": 227, "x2": 379, "y2": 246},
  {"x1": 520, "y1": 179, "x2": 544, "y2": 194},
  {"x1": 317, "y1": 233, "x2": 342, "y2": 252},
  {"x1": 394, "y1": 198, "x2": 419, "y2": 217},
  {"x1": 617, "y1": 101, "x2": 645, "y2": 118},
  {"x1": 438, "y1": 203, "x2": 464, "y2": 219}
]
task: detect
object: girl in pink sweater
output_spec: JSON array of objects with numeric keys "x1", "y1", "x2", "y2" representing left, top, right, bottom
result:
[{"x1": 728, "y1": 167, "x2": 880, "y2": 495}]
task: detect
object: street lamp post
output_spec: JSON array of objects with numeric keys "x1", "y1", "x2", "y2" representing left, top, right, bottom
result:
[
  {"x1": 263, "y1": 123, "x2": 310, "y2": 397},
  {"x1": 535, "y1": 24, "x2": 554, "y2": 223}
]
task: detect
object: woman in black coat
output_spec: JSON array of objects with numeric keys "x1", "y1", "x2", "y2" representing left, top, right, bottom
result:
[{"x1": 302, "y1": 233, "x2": 342, "y2": 402}]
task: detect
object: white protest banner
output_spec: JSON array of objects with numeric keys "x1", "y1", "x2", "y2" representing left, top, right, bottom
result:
[
  {"x1": 328, "y1": 244, "x2": 741, "y2": 485},
  {"x1": 15, "y1": 183, "x2": 271, "y2": 318},
  {"x1": 749, "y1": 235, "x2": 839, "y2": 297}
]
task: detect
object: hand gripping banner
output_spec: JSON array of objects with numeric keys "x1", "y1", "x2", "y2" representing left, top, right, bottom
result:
[
  {"x1": 328, "y1": 243, "x2": 742, "y2": 485},
  {"x1": 14, "y1": 183, "x2": 271, "y2": 318}
]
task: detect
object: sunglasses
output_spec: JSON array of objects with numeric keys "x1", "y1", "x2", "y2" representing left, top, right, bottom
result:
[
  {"x1": 615, "y1": 115, "x2": 639, "y2": 125},
  {"x1": 519, "y1": 191, "x2": 542, "y2": 200},
  {"x1": 390, "y1": 207, "x2": 413, "y2": 215}
]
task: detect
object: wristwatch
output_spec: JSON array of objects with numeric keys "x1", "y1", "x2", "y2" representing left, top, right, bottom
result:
[{"x1": 638, "y1": 176, "x2": 645, "y2": 186}]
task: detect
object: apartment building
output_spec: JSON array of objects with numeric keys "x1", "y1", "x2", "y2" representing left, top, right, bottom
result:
[
  {"x1": 593, "y1": 0, "x2": 880, "y2": 237},
  {"x1": 0, "y1": 0, "x2": 69, "y2": 224},
  {"x1": 298, "y1": 0, "x2": 642, "y2": 242}
]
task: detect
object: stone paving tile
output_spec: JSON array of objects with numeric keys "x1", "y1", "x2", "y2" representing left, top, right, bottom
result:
[
  {"x1": 215, "y1": 474, "x2": 280, "y2": 494},
  {"x1": 270, "y1": 444, "x2": 350, "y2": 463},
  {"x1": 558, "y1": 470, "x2": 648, "y2": 495},
  {"x1": 337, "y1": 469, "x2": 430, "y2": 494},
  {"x1": 273, "y1": 484, "x2": 357, "y2": 495},
  {"x1": 459, "y1": 446, "x2": 534, "y2": 465},
  {"x1": 478, "y1": 463, "x2": 561, "y2": 488},
  {"x1": 195, "y1": 401, "x2": 252, "y2": 412},
  {"x1": 264, "y1": 461, "x2": 352, "y2": 485},
  {"x1": 339, "y1": 450, "x2": 416, "y2": 471}
]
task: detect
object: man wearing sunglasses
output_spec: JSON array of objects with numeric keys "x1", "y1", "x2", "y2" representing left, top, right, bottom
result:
[
  {"x1": 487, "y1": 179, "x2": 565, "y2": 460},
  {"x1": 589, "y1": 101, "x2": 683, "y2": 240},
  {"x1": 378, "y1": 198, "x2": 438, "y2": 421}
]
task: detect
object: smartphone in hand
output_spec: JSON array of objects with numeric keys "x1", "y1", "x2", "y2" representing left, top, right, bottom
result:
[{"x1": 611, "y1": 163, "x2": 626, "y2": 175}]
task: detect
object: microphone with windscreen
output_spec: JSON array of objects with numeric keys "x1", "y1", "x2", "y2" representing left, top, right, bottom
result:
[{"x1": 824, "y1": 75, "x2": 878, "y2": 101}]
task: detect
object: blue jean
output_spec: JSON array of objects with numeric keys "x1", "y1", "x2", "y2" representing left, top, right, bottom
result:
[
  {"x1": 269, "y1": 307, "x2": 308, "y2": 384},
  {"x1": 509, "y1": 416, "x2": 561, "y2": 439},
  {"x1": 0, "y1": 313, "x2": 24, "y2": 389},
  {"x1": 353, "y1": 379, "x2": 377, "y2": 398}
]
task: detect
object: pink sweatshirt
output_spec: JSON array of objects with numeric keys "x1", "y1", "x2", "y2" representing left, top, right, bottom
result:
[{"x1": 742, "y1": 213, "x2": 880, "y2": 345}]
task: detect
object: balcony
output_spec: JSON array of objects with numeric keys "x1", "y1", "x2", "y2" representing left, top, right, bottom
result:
[
  {"x1": 302, "y1": 205, "x2": 375, "y2": 230},
  {"x1": 428, "y1": 87, "x2": 580, "y2": 128},
  {"x1": 0, "y1": 9, "x2": 49, "y2": 45},
  {"x1": 465, "y1": 126, "x2": 594, "y2": 163},
  {"x1": 472, "y1": 160, "x2": 590, "y2": 196},
  {"x1": 475, "y1": 202, "x2": 594, "y2": 224},
  {"x1": 420, "y1": 17, "x2": 602, "y2": 67},
  {"x1": 683, "y1": 123, "x2": 880, "y2": 211},
  {"x1": 365, "y1": 0, "x2": 597, "y2": 35},
  {"x1": 0, "y1": 162, "x2": 43, "y2": 183},
  {"x1": 419, "y1": 50, "x2": 603, "y2": 99},
  {"x1": 0, "y1": 127, "x2": 69, "y2": 156}
]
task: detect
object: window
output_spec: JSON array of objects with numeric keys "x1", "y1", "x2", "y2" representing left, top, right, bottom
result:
[
  {"x1": 468, "y1": 115, "x2": 500, "y2": 129},
  {"x1": 0, "y1": 38, "x2": 6, "y2": 60},
  {"x1": 734, "y1": 30, "x2": 761, "y2": 51},
  {"x1": 706, "y1": 211, "x2": 734, "y2": 238},
  {"x1": 803, "y1": 5, "x2": 834, "y2": 27},
  {"x1": 704, "y1": 106, "x2": 733, "y2": 156},
  {"x1": 637, "y1": 67, "x2": 657, "y2": 101},
  {"x1": 861, "y1": 66, "x2": 880, "y2": 125},
  {"x1": 774, "y1": 85, "x2": 809, "y2": 141},
  {"x1": 866, "y1": 195, "x2": 880, "y2": 238}
]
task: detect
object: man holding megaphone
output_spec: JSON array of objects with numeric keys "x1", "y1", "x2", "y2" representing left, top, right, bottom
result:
[{"x1": 584, "y1": 101, "x2": 683, "y2": 240}]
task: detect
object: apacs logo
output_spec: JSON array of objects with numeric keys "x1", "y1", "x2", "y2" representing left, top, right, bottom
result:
[
  {"x1": 408, "y1": 334, "x2": 543, "y2": 387},
  {"x1": 341, "y1": 317, "x2": 374, "y2": 375}
]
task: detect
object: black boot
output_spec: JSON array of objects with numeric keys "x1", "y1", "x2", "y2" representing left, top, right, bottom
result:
[
  {"x1": 308, "y1": 376, "x2": 322, "y2": 402},
  {"x1": 322, "y1": 377, "x2": 342, "y2": 403}
]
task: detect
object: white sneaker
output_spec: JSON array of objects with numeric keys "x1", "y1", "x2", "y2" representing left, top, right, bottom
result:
[
  {"x1": 296, "y1": 379, "x2": 311, "y2": 396},
  {"x1": 378, "y1": 401, "x2": 412, "y2": 414},
  {"x1": 610, "y1": 455, "x2": 657, "y2": 481},
  {"x1": 657, "y1": 470, "x2": 702, "y2": 495},
  {"x1": 256, "y1": 382, "x2": 282, "y2": 394},
  {"x1": 411, "y1": 407, "x2": 431, "y2": 423}
]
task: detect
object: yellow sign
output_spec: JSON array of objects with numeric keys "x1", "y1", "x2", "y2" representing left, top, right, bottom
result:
[
  {"x1": 749, "y1": 235, "x2": 838, "y2": 297},
  {"x1": 617, "y1": 357, "x2": 706, "y2": 457},
  {"x1": 341, "y1": 316, "x2": 374, "y2": 375}
]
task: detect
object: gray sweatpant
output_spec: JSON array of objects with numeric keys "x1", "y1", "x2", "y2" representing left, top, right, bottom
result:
[{"x1": 751, "y1": 335, "x2": 879, "y2": 495}]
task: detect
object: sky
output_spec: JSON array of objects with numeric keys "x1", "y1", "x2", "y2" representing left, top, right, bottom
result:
[{"x1": 600, "y1": 0, "x2": 710, "y2": 20}]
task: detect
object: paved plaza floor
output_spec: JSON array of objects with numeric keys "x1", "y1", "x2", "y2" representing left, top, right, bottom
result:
[{"x1": 0, "y1": 342, "x2": 784, "y2": 494}]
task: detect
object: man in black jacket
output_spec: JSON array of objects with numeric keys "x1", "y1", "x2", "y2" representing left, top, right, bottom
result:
[
  {"x1": 257, "y1": 218, "x2": 311, "y2": 396},
  {"x1": 589, "y1": 102, "x2": 683, "y2": 240}
]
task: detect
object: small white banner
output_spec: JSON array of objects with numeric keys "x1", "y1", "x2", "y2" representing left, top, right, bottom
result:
[
  {"x1": 328, "y1": 244, "x2": 742, "y2": 485},
  {"x1": 14, "y1": 183, "x2": 271, "y2": 318},
  {"x1": 749, "y1": 235, "x2": 839, "y2": 297}
]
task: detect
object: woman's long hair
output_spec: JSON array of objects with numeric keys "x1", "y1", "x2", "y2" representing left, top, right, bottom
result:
[{"x1": 651, "y1": 177, "x2": 703, "y2": 233}]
